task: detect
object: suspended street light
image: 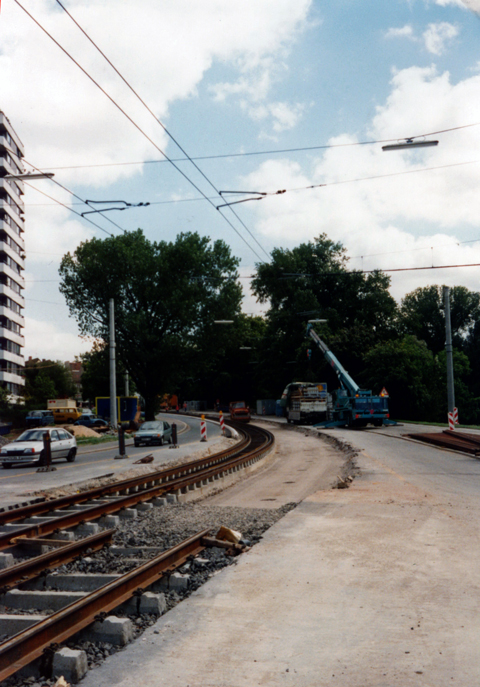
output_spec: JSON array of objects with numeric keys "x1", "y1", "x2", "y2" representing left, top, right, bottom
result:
[
  {"x1": 3, "y1": 171, "x2": 54, "y2": 179},
  {"x1": 382, "y1": 138, "x2": 439, "y2": 152}
]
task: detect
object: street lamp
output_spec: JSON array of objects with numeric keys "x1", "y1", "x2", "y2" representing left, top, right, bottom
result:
[
  {"x1": 3, "y1": 172, "x2": 54, "y2": 180},
  {"x1": 382, "y1": 139, "x2": 438, "y2": 152}
]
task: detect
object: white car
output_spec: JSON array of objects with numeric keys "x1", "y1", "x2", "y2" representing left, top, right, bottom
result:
[{"x1": 0, "y1": 427, "x2": 77, "y2": 468}]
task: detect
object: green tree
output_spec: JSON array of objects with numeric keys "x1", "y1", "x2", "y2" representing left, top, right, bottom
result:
[
  {"x1": 362, "y1": 336, "x2": 441, "y2": 421},
  {"x1": 59, "y1": 230, "x2": 242, "y2": 419},
  {"x1": 399, "y1": 285, "x2": 480, "y2": 353},
  {"x1": 251, "y1": 234, "x2": 398, "y2": 397},
  {"x1": 80, "y1": 342, "x2": 135, "y2": 404},
  {"x1": 25, "y1": 360, "x2": 76, "y2": 406}
]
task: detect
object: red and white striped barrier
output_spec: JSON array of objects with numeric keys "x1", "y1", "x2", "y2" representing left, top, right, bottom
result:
[
  {"x1": 200, "y1": 415, "x2": 207, "y2": 442},
  {"x1": 453, "y1": 407, "x2": 459, "y2": 425},
  {"x1": 219, "y1": 411, "x2": 225, "y2": 435},
  {"x1": 448, "y1": 412, "x2": 455, "y2": 431}
]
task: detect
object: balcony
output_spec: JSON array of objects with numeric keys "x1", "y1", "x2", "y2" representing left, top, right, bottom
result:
[
  {"x1": 0, "y1": 242, "x2": 24, "y2": 269},
  {"x1": 0, "y1": 349, "x2": 24, "y2": 366},
  {"x1": 0, "y1": 116, "x2": 25, "y2": 155},
  {"x1": 0, "y1": 284, "x2": 24, "y2": 307},
  {"x1": 0, "y1": 328, "x2": 24, "y2": 347},
  {"x1": 0, "y1": 306, "x2": 24, "y2": 327},
  {"x1": 0, "y1": 262, "x2": 24, "y2": 285},
  {"x1": 0, "y1": 200, "x2": 24, "y2": 227},
  {"x1": 0, "y1": 178, "x2": 24, "y2": 208},
  {"x1": 0, "y1": 370, "x2": 25, "y2": 386}
]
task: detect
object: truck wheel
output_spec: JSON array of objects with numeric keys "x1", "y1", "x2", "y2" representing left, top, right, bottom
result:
[{"x1": 66, "y1": 448, "x2": 77, "y2": 463}]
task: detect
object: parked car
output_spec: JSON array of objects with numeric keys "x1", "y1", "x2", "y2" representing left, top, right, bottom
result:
[
  {"x1": 25, "y1": 410, "x2": 55, "y2": 429},
  {"x1": 52, "y1": 407, "x2": 83, "y2": 424},
  {"x1": 134, "y1": 420, "x2": 172, "y2": 447},
  {"x1": 74, "y1": 415, "x2": 109, "y2": 429},
  {"x1": 0, "y1": 427, "x2": 77, "y2": 468}
]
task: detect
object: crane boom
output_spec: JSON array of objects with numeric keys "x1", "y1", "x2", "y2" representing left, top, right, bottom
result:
[{"x1": 307, "y1": 324, "x2": 360, "y2": 395}]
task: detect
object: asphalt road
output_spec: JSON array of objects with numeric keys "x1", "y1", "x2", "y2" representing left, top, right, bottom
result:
[
  {"x1": 319, "y1": 422, "x2": 480, "y2": 506},
  {"x1": 0, "y1": 414, "x2": 223, "y2": 509}
]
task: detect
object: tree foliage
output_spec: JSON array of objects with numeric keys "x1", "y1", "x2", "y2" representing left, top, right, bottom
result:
[
  {"x1": 399, "y1": 285, "x2": 480, "y2": 353},
  {"x1": 251, "y1": 235, "x2": 397, "y2": 397},
  {"x1": 80, "y1": 342, "x2": 135, "y2": 404},
  {"x1": 59, "y1": 230, "x2": 242, "y2": 418},
  {"x1": 24, "y1": 359, "x2": 76, "y2": 406}
]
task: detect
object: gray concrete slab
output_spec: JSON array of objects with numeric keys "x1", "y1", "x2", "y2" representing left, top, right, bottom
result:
[{"x1": 79, "y1": 437, "x2": 480, "y2": 687}]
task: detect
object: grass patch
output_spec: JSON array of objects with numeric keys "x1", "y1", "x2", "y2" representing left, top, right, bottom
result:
[{"x1": 76, "y1": 435, "x2": 119, "y2": 446}]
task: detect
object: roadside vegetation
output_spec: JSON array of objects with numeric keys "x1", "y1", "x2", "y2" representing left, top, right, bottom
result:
[{"x1": 2, "y1": 229, "x2": 479, "y2": 429}]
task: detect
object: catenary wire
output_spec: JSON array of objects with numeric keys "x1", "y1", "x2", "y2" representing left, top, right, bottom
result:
[
  {"x1": 31, "y1": 119, "x2": 480, "y2": 172},
  {"x1": 23, "y1": 181, "x2": 115, "y2": 237},
  {"x1": 55, "y1": 0, "x2": 271, "y2": 262},
  {"x1": 13, "y1": 0, "x2": 267, "y2": 263}
]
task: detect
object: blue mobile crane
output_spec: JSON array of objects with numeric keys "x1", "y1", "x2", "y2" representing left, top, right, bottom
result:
[{"x1": 306, "y1": 323, "x2": 394, "y2": 428}]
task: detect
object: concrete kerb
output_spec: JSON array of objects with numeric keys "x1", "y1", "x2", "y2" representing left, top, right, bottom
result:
[{"x1": 176, "y1": 442, "x2": 276, "y2": 504}]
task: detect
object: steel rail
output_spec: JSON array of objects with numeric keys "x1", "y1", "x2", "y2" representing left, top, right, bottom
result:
[
  {"x1": 0, "y1": 529, "x2": 115, "y2": 592},
  {"x1": 0, "y1": 423, "x2": 274, "y2": 551},
  {"x1": 0, "y1": 529, "x2": 210, "y2": 682},
  {"x1": 0, "y1": 424, "x2": 250, "y2": 525}
]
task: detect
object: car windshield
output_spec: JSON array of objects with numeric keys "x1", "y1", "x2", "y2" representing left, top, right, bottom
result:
[
  {"x1": 232, "y1": 402, "x2": 246, "y2": 408},
  {"x1": 17, "y1": 430, "x2": 48, "y2": 442},
  {"x1": 140, "y1": 422, "x2": 162, "y2": 431}
]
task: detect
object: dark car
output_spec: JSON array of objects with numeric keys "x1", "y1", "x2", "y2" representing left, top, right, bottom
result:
[
  {"x1": 134, "y1": 420, "x2": 172, "y2": 447},
  {"x1": 74, "y1": 415, "x2": 109, "y2": 429},
  {"x1": 25, "y1": 410, "x2": 55, "y2": 428}
]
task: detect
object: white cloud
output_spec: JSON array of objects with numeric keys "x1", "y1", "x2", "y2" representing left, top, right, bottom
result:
[
  {"x1": 241, "y1": 101, "x2": 305, "y2": 133},
  {"x1": 24, "y1": 317, "x2": 93, "y2": 362},
  {"x1": 423, "y1": 22, "x2": 459, "y2": 55},
  {"x1": 434, "y1": 0, "x2": 480, "y2": 13},
  {"x1": 385, "y1": 25, "x2": 415, "y2": 39},
  {"x1": 0, "y1": 0, "x2": 313, "y2": 187},
  {"x1": 241, "y1": 65, "x2": 480, "y2": 301}
]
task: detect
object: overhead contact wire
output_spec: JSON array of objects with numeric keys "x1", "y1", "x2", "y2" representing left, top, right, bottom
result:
[
  {"x1": 55, "y1": 0, "x2": 270, "y2": 262},
  {"x1": 13, "y1": 0, "x2": 265, "y2": 263}
]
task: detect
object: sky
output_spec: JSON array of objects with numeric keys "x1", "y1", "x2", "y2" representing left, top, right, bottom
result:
[{"x1": 0, "y1": 0, "x2": 480, "y2": 361}]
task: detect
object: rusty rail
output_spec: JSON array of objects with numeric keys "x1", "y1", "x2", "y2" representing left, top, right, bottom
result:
[
  {"x1": 0, "y1": 529, "x2": 115, "y2": 592},
  {"x1": 0, "y1": 529, "x2": 210, "y2": 682},
  {"x1": 0, "y1": 425, "x2": 250, "y2": 525},
  {"x1": 0, "y1": 423, "x2": 274, "y2": 551},
  {"x1": 406, "y1": 430, "x2": 480, "y2": 455}
]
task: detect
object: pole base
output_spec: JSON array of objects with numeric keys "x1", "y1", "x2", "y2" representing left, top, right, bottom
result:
[
  {"x1": 36, "y1": 466, "x2": 57, "y2": 472},
  {"x1": 114, "y1": 454, "x2": 129, "y2": 460}
]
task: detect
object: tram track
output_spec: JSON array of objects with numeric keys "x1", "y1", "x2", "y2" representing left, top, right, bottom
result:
[{"x1": 0, "y1": 420, "x2": 275, "y2": 684}]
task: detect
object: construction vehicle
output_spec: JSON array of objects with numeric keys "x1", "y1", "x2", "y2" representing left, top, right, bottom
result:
[
  {"x1": 229, "y1": 401, "x2": 251, "y2": 422},
  {"x1": 307, "y1": 323, "x2": 393, "y2": 428},
  {"x1": 279, "y1": 382, "x2": 328, "y2": 424}
]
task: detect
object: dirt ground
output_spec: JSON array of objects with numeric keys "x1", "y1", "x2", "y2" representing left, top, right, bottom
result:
[{"x1": 205, "y1": 422, "x2": 350, "y2": 508}]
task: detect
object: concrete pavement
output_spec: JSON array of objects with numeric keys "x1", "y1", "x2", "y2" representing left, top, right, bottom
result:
[{"x1": 80, "y1": 427, "x2": 480, "y2": 687}]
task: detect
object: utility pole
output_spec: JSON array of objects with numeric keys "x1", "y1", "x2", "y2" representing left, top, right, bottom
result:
[
  {"x1": 444, "y1": 286, "x2": 455, "y2": 414},
  {"x1": 109, "y1": 298, "x2": 117, "y2": 427}
]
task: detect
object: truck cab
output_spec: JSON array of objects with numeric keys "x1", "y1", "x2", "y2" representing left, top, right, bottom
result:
[{"x1": 229, "y1": 401, "x2": 251, "y2": 422}]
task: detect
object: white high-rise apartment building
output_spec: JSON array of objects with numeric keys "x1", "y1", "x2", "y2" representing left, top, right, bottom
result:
[{"x1": 0, "y1": 112, "x2": 25, "y2": 399}]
